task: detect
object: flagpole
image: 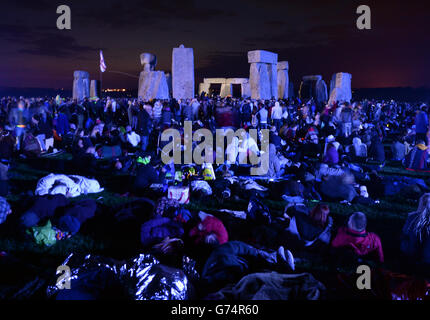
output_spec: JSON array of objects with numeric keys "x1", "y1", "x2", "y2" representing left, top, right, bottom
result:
[{"x1": 100, "y1": 67, "x2": 103, "y2": 99}]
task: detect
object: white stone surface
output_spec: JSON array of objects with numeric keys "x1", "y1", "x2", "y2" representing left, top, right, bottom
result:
[
  {"x1": 172, "y1": 45, "x2": 195, "y2": 100},
  {"x1": 277, "y1": 61, "x2": 289, "y2": 71},
  {"x1": 248, "y1": 50, "x2": 278, "y2": 100},
  {"x1": 138, "y1": 71, "x2": 169, "y2": 101},
  {"x1": 328, "y1": 72, "x2": 352, "y2": 104},
  {"x1": 248, "y1": 50, "x2": 278, "y2": 64},
  {"x1": 73, "y1": 71, "x2": 90, "y2": 101}
]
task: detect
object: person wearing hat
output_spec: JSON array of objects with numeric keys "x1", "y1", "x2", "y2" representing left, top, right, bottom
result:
[{"x1": 331, "y1": 212, "x2": 384, "y2": 262}]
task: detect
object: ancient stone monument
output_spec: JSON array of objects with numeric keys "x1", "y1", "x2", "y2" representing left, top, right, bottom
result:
[
  {"x1": 299, "y1": 75, "x2": 328, "y2": 103},
  {"x1": 172, "y1": 44, "x2": 195, "y2": 100},
  {"x1": 198, "y1": 78, "x2": 251, "y2": 98},
  {"x1": 248, "y1": 50, "x2": 278, "y2": 100},
  {"x1": 73, "y1": 71, "x2": 90, "y2": 101},
  {"x1": 277, "y1": 61, "x2": 289, "y2": 99},
  {"x1": 329, "y1": 72, "x2": 352, "y2": 104},
  {"x1": 138, "y1": 53, "x2": 170, "y2": 101},
  {"x1": 90, "y1": 80, "x2": 100, "y2": 98}
]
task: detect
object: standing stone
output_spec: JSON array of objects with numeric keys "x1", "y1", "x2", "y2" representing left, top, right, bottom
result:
[
  {"x1": 90, "y1": 80, "x2": 100, "y2": 98},
  {"x1": 277, "y1": 61, "x2": 289, "y2": 99},
  {"x1": 299, "y1": 75, "x2": 328, "y2": 103},
  {"x1": 172, "y1": 44, "x2": 195, "y2": 100},
  {"x1": 138, "y1": 71, "x2": 169, "y2": 101},
  {"x1": 248, "y1": 50, "x2": 278, "y2": 100},
  {"x1": 329, "y1": 72, "x2": 352, "y2": 104},
  {"x1": 73, "y1": 71, "x2": 90, "y2": 102},
  {"x1": 138, "y1": 53, "x2": 169, "y2": 101}
]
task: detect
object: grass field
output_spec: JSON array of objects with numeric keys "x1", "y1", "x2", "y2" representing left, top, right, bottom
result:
[{"x1": 0, "y1": 152, "x2": 429, "y2": 299}]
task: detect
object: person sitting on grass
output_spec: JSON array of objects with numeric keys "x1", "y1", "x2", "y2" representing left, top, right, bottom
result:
[{"x1": 331, "y1": 211, "x2": 384, "y2": 263}]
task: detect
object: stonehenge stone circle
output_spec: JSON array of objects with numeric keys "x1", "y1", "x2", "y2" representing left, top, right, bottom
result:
[
  {"x1": 172, "y1": 44, "x2": 195, "y2": 100},
  {"x1": 248, "y1": 50, "x2": 278, "y2": 100},
  {"x1": 73, "y1": 70, "x2": 90, "y2": 102}
]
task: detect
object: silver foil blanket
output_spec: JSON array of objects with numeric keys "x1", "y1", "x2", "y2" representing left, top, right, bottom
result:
[{"x1": 47, "y1": 253, "x2": 195, "y2": 300}]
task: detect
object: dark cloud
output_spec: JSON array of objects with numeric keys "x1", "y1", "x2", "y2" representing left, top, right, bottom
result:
[{"x1": 19, "y1": 33, "x2": 98, "y2": 58}]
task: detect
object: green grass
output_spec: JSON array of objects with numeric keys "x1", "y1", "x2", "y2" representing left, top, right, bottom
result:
[{"x1": 1, "y1": 153, "x2": 429, "y2": 299}]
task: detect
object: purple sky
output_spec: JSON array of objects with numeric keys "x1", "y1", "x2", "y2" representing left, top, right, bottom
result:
[{"x1": 0, "y1": 0, "x2": 429, "y2": 90}]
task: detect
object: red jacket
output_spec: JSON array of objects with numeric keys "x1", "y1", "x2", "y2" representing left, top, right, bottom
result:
[
  {"x1": 189, "y1": 216, "x2": 228, "y2": 245},
  {"x1": 331, "y1": 227, "x2": 384, "y2": 262}
]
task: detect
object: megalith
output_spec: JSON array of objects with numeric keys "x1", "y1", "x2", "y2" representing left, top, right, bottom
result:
[
  {"x1": 138, "y1": 53, "x2": 170, "y2": 101},
  {"x1": 248, "y1": 50, "x2": 278, "y2": 100},
  {"x1": 328, "y1": 72, "x2": 352, "y2": 104},
  {"x1": 90, "y1": 80, "x2": 100, "y2": 98},
  {"x1": 73, "y1": 71, "x2": 90, "y2": 101},
  {"x1": 172, "y1": 44, "x2": 195, "y2": 100},
  {"x1": 299, "y1": 75, "x2": 328, "y2": 103},
  {"x1": 277, "y1": 61, "x2": 289, "y2": 99}
]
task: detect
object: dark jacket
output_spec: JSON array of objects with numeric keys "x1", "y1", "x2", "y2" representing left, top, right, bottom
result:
[
  {"x1": 401, "y1": 212, "x2": 430, "y2": 265},
  {"x1": 137, "y1": 109, "x2": 152, "y2": 136},
  {"x1": 140, "y1": 216, "x2": 184, "y2": 247}
]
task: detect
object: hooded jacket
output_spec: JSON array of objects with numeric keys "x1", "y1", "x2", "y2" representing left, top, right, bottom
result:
[{"x1": 331, "y1": 226, "x2": 384, "y2": 262}]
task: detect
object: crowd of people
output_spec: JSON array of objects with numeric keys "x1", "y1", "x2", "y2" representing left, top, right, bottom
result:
[{"x1": 0, "y1": 92, "x2": 430, "y2": 299}]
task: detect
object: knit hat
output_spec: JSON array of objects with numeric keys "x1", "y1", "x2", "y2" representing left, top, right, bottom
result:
[{"x1": 0, "y1": 197, "x2": 11, "y2": 224}]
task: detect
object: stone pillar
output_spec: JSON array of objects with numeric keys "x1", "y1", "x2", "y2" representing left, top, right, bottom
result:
[
  {"x1": 138, "y1": 71, "x2": 169, "y2": 101},
  {"x1": 277, "y1": 61, "x2": 289, "y2": 99},
  {"x1": 172, "y1": 44, "x2": 195, "y2": 100},
  {"x1": 220, "y1": 83, "x2": 232, "y2": 97},
  {"x1": 90, "y1": 80, "x2": 100, "y2": 98},
  {"x1": 248, "y1": 50, "x2": 278, "y2": 100},
  {"x1": 329, "y1": 72, "x2": 352, "y2": 104},
  {"x1": 73, "y1": 71, "x2": 90, "y2": 101},
  {"x1": 138, "y1": 53, "x2": 169, "y2": 101},
  {"x1": 299, "y1": 75, "x2": 327, "y2": 103}
]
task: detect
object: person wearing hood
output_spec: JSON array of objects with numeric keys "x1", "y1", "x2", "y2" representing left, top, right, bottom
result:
[
  {"x1": 323, "y1": 142, "x2": 339, "y2": 165},
  {"x1": 133, "y1": 156, "x2": 163, "y2": 196},
  {"x1": 404, "y1": 140, "x2": 429, "y2": 171},
  {"x1": 271, "y1": 102, "x2": 283, "y2": 131},
  {"x1": 332, "y1": 211, "x2": 384, "y2": 263}
]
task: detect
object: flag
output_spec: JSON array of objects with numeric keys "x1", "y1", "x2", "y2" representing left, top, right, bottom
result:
[{"x1": 100, "y1": 50, "x2": 107, "y2": 73}]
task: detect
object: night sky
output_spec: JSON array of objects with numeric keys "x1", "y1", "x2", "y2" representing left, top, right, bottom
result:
[{"x1": 0, "y1": 0, "x2": 429, "y2": 91}]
